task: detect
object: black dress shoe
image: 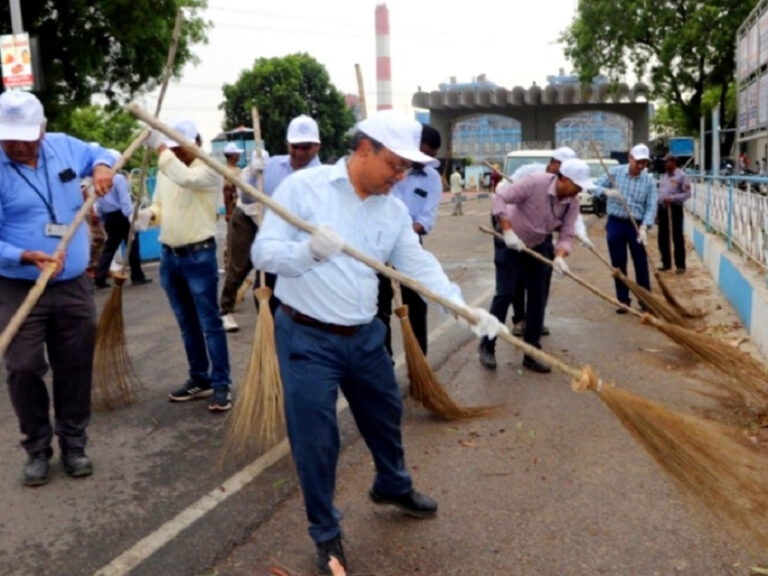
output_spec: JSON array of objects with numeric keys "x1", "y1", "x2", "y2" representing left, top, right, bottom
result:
[
  {"x1": 369, "y1": 488, "x2": 438, "y2": 518},
  {"x1": 131, "y1": 278, "x2": 153, "y2": 286},
  {"x1": 61, "y1": 450, "x2": 93, "y2": 478},
  {"x1": 23, "y1": 451, "x2": 51, "y2": 487},
  {"x1": 94, "y1": 280, "x2": 110, "y2": 289},
  {"x1": 523, "y1": 355, "x2": 551, "y2": 373},
  {"x1": 315, "y1": 535, "x2": 346, "y2": 576},
  {"x1": 478, "y1": 344, "x2": 497, "y2": 370},
  {"x1": 541, "y1": 325, "x2": 551, "y2": 336},
  {"x1": 657, "y1": 265, "x2": 671, "y2": 271},
  {"x1": 675, "y1": 268, "x2": 685, "y2": 275}
]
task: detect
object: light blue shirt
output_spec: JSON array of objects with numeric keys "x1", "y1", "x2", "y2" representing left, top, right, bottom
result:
[
  {"x1": 96, "y1": 172, "x2": 132, "y2": 218},
  {"x1": 252, "y1": 158, "x2": 463, "y2": 326},
  {"x1": 593, "y1": 164, "x2": 658, "y2": 227},
  {"x1": 0, "y1": 133, "x2": 115, "y2": 281},
  {"x1": 390, "y1": 166, "x2": 442, "y2": 233},
  {"x1": 242, "y1": 154, "x2": 322, "y2": 204}
]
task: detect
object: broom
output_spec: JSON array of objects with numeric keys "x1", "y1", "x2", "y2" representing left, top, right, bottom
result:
[
  {"x1": 392, "y1": 278, "x2": 494, "y2": 419},
  {"x1": 221, "y1": 107, "x2": 285, "y2": 458},
  {"x1": 0, "y1": 133, "x2": 149, "y2": 359},
  {"x1": 479, "y1": 224, "x2": 768, "y2": 407},
  {"x1": 92, "y1": 9, "x2": 185, "y2": 410},
  {"x1": 135, "y1": 109, "x2": 768, "y2": 551},
  {"x1": 234, "y1": 273, "x2": 255, "y2": 310}
]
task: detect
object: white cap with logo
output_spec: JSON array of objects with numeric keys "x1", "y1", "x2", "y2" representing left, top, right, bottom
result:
[
  {"x1": 356, "y1": 110, "x2": 438, "y2": 167},
  {"x1": 286, "y1": 114, "x2": 320, "y2": 144},
  {"x1": 223, "y1": 142, "x2": 244, "y2": 155},
  {"x1": 0, "y1": 91, "x2": 45, "y2": 141},
  {"x1": 552, "y1": 146, "x2": 577, "y2": 163},
  {"x1": 630, "y1": 143, "x2": 650, "y2": 161},
  {"x1": 161, "y1": 118, "x2": 199, "y2": 148},
  {"x1": 560, "y1": 158, "x2": 595, "y2": 191}
]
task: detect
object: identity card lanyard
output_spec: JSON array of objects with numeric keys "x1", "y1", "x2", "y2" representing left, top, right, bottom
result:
[{"x1": 11, "y1": 155, "x2": 66, "y2": 237}]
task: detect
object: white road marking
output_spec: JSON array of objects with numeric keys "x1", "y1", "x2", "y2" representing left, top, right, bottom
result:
[{"x1": 92, "y1": 287, "x2": 496, "y2": 576}]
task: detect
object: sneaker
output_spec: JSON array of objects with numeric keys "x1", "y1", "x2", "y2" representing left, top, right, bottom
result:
[
  {"x1": 369, "y1": 488, "x2": 438, "y2": 518},
  {"x1": 512, "y1": 321, "x2": 525, "y2": 337},
  {"x1": 315, "y1": 535, "x2": 347, "y2": 576},
  {"x1": 478, "y1": 343, "x2": 497, "y2": 370},
  {"x1": 23, "y1": 450, "x2": 52, "y2": 487},
  {"x1": 168, "y1": 380, "x2": 213, "y2": 402},
  {"x1": 221, "y1": 313, "x2": 239, "y2": 333},
  {"x1": 208, "y1": 388, "x2": 232, "y2": 412}
]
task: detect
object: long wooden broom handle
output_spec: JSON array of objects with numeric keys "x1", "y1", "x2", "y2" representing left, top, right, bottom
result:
[
  {"x1": 250, "y1": 107, "x2": 267, "y2": 287},
  {"x1": 128, "y1": 104, "x2": 591, "y2": 382},
  {"x1": 0, "y1": 131, "x2": 149, "y2": 356},
  {"x1": 121, "y1": 9, "x2": 184, "y2": 277},
  {"x1": 478, "y1": 225, "x2": 641, "y2": 319}
]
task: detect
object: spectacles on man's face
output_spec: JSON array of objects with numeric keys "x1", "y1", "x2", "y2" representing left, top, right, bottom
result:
[
  {"x1": 379, "y1": 150, "x2": 412, "y2": 176},
  {"x1": 290, "y1": 143, "x2": 315, "y2": 151}
]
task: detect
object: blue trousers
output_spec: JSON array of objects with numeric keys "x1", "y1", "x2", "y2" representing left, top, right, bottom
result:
[
  {"x1": 160, "y1": 246, "x2": 231, "y2": 389},
  {"x1": 605, "y1": 216, "x2": 651, "y2": 304},
  {"x1": 276, "y1": 309, "x2": 412, "y2": 544}
]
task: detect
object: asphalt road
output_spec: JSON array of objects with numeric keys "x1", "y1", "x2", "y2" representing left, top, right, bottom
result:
[{"x1": 0, "y1": 198, "x2": 764, "y2": 575}]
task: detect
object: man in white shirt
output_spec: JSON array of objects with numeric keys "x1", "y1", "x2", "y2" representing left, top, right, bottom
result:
[{"x1": 252, "y1": 110, "x2": 501, "y2": 575}]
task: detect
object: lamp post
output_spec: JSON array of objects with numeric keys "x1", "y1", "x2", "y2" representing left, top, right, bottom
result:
[{"x1": 10, "y1": 0, "x2": 23, "y2": 34}]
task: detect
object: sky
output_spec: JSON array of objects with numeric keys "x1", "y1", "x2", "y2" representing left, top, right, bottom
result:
[{"x1": 144, "y1": 0, "x2": 583, "y2": 148}]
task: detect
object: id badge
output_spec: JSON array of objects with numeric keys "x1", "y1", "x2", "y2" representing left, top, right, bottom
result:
[{"x1": 45, "y1": 223, "x2": 67, "y2": 237}]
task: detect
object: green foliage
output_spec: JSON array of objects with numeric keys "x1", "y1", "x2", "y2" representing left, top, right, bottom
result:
[
  {"x1": 0, "y1": 1, "x2": 210, "y2": 129},
  {"x1": 220, "y1": 53, "x2": 355, "y2": 161},
  {"x1": 57, "y1": 105, "x2": 143, "y2": 170},
  {"x1": 561, "y1": 0, "x2": 757, "y2": 137}
]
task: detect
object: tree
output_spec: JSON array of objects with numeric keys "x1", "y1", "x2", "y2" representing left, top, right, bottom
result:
[
  {"x1": 57, "y1": 105, "x2": 143, "y2": 170},
  {"x1": 0, "y1": 1, "x2": 210, "y2": 129},
  {"x1": 561, "y1": 0, "x2": 757, "y2": 156},
  {"x1": 220, "y1": 53, "x2": 355, "y2": 161}
]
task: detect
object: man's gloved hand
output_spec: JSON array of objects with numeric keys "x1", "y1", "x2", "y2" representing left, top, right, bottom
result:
[
  {"x1": 250, "y1": 149, "x2": 270, "y2": 171},
  {"x1": 637, "y1": 224, "x2": 648, "y2": 246},
  {"x1": 145, "y1": 130, "x2": 164, "y2": 150},
  {"x1": 503, "y1": 229, "x2": 524, "y2": 251},
  {"x1": 604, "y1": 188, "x2": 622, "y2": 199},
  {"x1": 553, "y1": 256, "x2": 570, "y2": 276},
  {"x1": 136, "y1": 208, "x2": 154, "y2": 232},
  {"x1": 309, "y1": 226, "x2": 344, "y2": 261},
  {"x1": 467, "y1": 307, "x2": 504, "y2": 340}
]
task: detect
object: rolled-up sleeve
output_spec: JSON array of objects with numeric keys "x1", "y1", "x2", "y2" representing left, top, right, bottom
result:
[{"x1": 555, "y1": 200, "x2": 579, "y2": 255}]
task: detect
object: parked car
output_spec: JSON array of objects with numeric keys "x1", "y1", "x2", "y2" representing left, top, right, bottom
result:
[{"x1": 577, "y1": 159, "x2": 617, "y2": 216}]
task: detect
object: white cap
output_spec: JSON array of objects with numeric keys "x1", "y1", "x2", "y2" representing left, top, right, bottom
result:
[
  {"x1": 630, "y1": 143, "x2": 650, "y2": 161},
  {"x1": 552, "y1": 146, "x2": 577, "y2": 163},
  {"x1": 0, "y1": 91, "x2": 45, "y2": 141},
  {"x1": 161, "y1": 118, "x2": 198, "y2": 148},
  {"x1": 251, "y1": 148, "x2": 270, "y2": 164},
  {"x1": 560, "y1": 158, "x2": 595, "y2": 191},
  {"x1": 286, "y1": 114, "x2": 320, "y2": 144},
  {"x1": 356, "y1": 110, "x2": 438, "y2": 167},
  {"x1": 223, "y1": 142, "x2": 243, "y2": 155}
]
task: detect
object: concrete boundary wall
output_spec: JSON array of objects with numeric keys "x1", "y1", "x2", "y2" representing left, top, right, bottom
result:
[{"x1": 685, "y1": 215, "x2": 768, "y2": 359}]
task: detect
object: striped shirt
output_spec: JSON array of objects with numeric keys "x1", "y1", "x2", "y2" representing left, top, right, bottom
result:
[{"x1": 594, "y1": 165, "x2": 657, "y2": 227}]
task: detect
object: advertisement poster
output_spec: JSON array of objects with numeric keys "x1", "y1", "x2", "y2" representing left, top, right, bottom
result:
[
  {"x1": 749, "y1": 81, "x2": 759, "y2": 130},
  {"x1": 750, "y1": 22, "x2": 760, "y2": 74},
  {"x1": 0, "y1": 33, "x2": 33, "y2": 90},
  {"x1": 739, "y1": 89, "x2": 748, "y2": 133},
  {"x1": 739, "y1": 35, "x2": 749, "y2": 80},
  {"x1": 760, "y1": 74, "x2": 768, "y2": 127}
]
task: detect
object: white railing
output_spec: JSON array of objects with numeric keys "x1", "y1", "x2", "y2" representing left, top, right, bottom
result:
[{"x1": 689, "y1": 175, "x2": 768, "y2": 269}]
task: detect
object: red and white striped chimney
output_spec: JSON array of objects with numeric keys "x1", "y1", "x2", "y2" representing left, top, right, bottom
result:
[{"x1": 375, "y1": 4, "x2": 392, "y2": 110}]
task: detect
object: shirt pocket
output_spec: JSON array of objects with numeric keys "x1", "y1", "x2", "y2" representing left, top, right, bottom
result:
[{"x1": 360, "y1": 222, "x2": 399, "y2": 262}]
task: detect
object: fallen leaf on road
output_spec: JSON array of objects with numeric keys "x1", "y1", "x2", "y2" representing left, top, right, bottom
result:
[
  {"x1": 459, "y1": 440, "x2": 478, "y2": 448},
  {"x1": 639, "y1": 348, "x2": 661, "y2": 353}
]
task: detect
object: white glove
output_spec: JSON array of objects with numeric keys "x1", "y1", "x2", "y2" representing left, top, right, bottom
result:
[
  {"x1": 468, "y1": 307, "x2": 503, "y2": 340},
  {"x1": 604, "y1": 188, "x2": 622, "y2": 199},
  {"x1": 136, "y1": 208, "x2": 153, "y2": 232},
  {"x1": 637, "y1": 225, "x2": 648, "y2": 246},
  {"x1": 503, "y1": 229, "x2": 524, "y2": 251},
  {"x1": 250, "y1": 149, "x2": 270, "y2": 171},
  {"x1": 552, "y1": 256, "x2": 570, "y2": 276},
  {"x1": 574, "y1": 216, "x2": 594, "y2": 249},
  {"x1": 145, "y1": 130, "x2": 164, "y2": 150},
  {"x1": 309, "y1": 226, "x2": 344, "y2": 261}
]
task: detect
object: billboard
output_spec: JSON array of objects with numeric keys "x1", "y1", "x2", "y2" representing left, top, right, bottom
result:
[{"x1": 0, "y1": 33, "x2": 33, "y2": 91}]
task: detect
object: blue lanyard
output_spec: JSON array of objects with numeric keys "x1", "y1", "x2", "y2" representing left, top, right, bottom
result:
[{"x1": 11, "y1": 150, "x2": 57, "y2": 223}]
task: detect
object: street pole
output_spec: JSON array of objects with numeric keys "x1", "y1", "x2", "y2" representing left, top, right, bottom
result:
[{"x1": 10, "y1": 0, "x2": 23, "y2": 33}]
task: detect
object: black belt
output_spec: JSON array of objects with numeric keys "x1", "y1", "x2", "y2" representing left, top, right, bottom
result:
[
  {"x1": 162, "y1": 237, "x2": 216, "y2": 257},
  {"x1": 280, "y1": 304, "x2": 361, "y2": 336}
]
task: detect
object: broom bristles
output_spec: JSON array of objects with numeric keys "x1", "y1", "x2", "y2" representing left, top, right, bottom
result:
[
  {"x1": 615, "y1": 270, "x2": 689, "y2": 327},
  {"x1": 655, "y1": 274, "x2": 705, "y2": 319},
  {"x1": 648, "y1": 318, "x2": 768, "y2": 407},
  {"x1": 93, "y1": 280, "x2": 140, "y2": 411},
  {"x1": 222, "y1": 287, "x2": 284, "y2": 460},
  {"x1": 395, "y1": 306, "x2": 494, "y2": 420},
  {"x1": 597, "y1": 384, "x2": 768, "y2": 552}
]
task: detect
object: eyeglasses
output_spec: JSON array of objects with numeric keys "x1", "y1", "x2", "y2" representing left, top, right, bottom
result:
[
  {"x1": 290, "y1": 143, "x2": 315, "y2": 151},
  {"x1": 380, "y1": 151, "x2": 412, "y2": 175}
]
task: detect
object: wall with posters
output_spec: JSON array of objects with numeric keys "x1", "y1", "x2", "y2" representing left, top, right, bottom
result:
[{"x1": 737, "y1": 0, "x2": 768, "y2": 169}]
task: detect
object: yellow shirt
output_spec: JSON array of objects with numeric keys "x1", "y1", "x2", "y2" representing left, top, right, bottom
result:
[{"x1": 150, "y1": 149, "x2": 223, "y2": 247}]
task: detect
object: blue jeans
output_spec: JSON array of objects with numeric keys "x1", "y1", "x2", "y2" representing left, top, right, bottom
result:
[
  {"x1": 606, "y1": 216, "x2": 651, "y2": 304},
  {"x1": 160, "y1": 246, "x2": 231, "y2": 390},
  {"x1": 276, "y1": 309, "x2": 412, "y2": 544}
]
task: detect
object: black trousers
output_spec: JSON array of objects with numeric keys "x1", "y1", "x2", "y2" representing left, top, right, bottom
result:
[
  {"x1": 95, "y1": 210, "x2": 145, "y2": 283},
  {"x1": 657, "y1": 203, "x2": 686, "y2": 270},
  {"x1": 376, "y1": 273, "x2": 428, "y2": 356},
  {"x1": 219, "y1": 207, "x2": 279, "y2": 315},
  {"x1": 481, "y1": 238, "x2": 554, "y2": 353},
  {"x1": 0, "y1": 275, "x2": 95, "y2": 455}
]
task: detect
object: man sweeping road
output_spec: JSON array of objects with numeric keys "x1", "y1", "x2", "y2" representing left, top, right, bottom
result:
[{"x1": 252, "y1": 110, "x2": 501, "y2": 576}]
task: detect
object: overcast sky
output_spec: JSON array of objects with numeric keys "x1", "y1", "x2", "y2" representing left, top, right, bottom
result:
[{"x1": 145, "y1": 0, "x2": 584, "y2": 146}]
